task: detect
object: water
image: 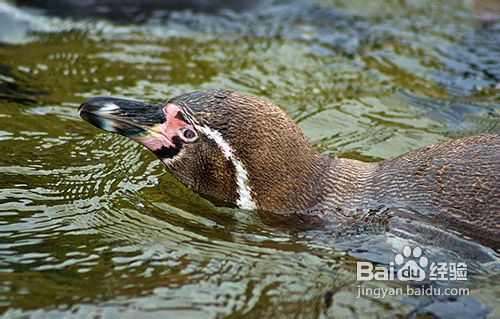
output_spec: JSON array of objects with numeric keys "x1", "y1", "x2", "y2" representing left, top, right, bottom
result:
[{"x1": 0, "y1": 0, "x2": 499, "y2": 317}]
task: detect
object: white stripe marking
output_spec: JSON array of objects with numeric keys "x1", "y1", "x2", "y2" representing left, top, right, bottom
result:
[{"x1": 196, "y1": 125, "x2": 257, "y2": 210}]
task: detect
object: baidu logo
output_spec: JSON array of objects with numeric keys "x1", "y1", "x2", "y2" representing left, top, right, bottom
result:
[
  {"x1": 357, "y1": 245, "x2": 467, "y2": 282},
  {"x1": 395, "y1": 246, "x2": 428, "y2": 281}
]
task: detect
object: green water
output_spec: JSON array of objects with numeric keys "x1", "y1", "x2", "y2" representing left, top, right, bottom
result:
[{"x1": 0, "y1": 0, "x2": 499, "y2": 317}]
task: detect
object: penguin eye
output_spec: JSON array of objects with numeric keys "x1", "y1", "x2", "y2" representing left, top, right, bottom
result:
[{"x1": 180, "y1": 127, "x2": 198, "y2": 142}]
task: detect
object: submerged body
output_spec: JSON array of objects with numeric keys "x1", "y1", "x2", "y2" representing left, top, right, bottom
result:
[
  {"x1": 319, "y1": 135, "x2": 499, "y2": 246},
  {"x1": 79, "y1": 90, "x2": 499, "y2": 247}
]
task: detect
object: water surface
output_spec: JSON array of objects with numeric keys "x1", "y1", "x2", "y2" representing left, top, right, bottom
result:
[{"x1": 0, "y1": 0, "x2": 499, "y2": 317}]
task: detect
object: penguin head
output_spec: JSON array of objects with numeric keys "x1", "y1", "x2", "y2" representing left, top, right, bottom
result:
[{"x1": 79, "y1": 90, "x2": 324, "y2": 211}]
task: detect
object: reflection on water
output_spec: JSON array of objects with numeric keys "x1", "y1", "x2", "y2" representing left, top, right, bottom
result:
[{"x1": 0, "y1": 0, "x2": 498, "y2": 317}]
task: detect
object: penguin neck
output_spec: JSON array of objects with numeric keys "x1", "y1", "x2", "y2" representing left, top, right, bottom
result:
[{"x1": 247, "y1": 150, "x2": 377, "y2": 213}]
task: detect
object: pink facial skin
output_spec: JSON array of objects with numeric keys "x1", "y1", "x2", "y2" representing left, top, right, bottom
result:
[{"x1": 132, "y1": 103, "x2": 193, "y2": 152}]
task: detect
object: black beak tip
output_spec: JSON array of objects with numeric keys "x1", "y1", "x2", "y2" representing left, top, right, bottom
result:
[
  {"x1": 77, "y1": 96, "x2": 163, "y2": 136},
  {"x1": 78, "y1": 102, "x2": 87, "y2": 114},
  {"x1": 78, "y1": 97, "x2": 121, "y2": 114},
  {"x1": 78, "y1": 97, "x2": 123, "y2": 132}
]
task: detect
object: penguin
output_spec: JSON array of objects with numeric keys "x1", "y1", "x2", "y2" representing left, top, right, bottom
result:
[{"x1": 79, "y1": 89, "x2": 499, "y2": 247}]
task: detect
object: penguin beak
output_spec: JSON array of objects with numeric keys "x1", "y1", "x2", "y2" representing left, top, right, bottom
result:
[{"x1": 79, "y1": 97, "x2": 166, "y2": 138}]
